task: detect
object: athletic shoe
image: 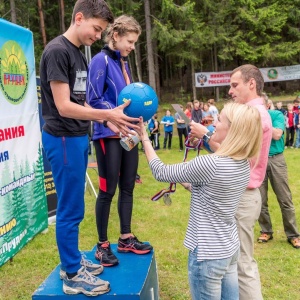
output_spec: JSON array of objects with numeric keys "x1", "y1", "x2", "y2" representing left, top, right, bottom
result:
[
  {"x1": 60, "y1": 256, "x2": 103, "y2": 279},
  {"x1": 95, "y1": 241, "x2": 119, "y2": 267},
  {"x1": 117, "y1": 236, "x2": 153, "y2": 254},
  {"x1": 62, "y1": 266, "x2": 110, "y2": 296}
]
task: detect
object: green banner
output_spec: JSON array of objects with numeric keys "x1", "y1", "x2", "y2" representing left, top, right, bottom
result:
[{"x1": 0, "y1": 19, "x2": 48, "y2": 267}]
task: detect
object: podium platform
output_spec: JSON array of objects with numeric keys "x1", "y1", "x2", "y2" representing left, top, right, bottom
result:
[{"x1": 32, "y1": 244, "x2": 159, "y2": 299}]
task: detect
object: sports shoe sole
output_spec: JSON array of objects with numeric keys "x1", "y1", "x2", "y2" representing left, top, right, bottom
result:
[
  {"x1": 95, "y1": 252, "x2": 119, "y2": 267},
  {"x1": 117, "y1": 247, "x2": 152, "y2": 254},
  {"x1": 63, "y1": 284, "x2": 110, "y2": 296}
]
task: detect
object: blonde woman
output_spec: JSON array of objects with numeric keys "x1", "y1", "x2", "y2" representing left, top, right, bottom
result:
[{"x1": 139, "y1": 102, "x2": 262, "y2": 300}]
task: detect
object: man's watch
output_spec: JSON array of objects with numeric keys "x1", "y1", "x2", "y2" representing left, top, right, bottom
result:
[
  {"x1": 103, "y1": 120, "x2": 108, "y2": 128},
  {"x1": 202, "y1": 131, "x2": 215, "y2": 143}
]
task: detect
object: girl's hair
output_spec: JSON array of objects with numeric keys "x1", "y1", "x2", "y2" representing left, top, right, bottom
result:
[
  {"x1": 72, "y1": 0, "x2": 114, "y2": 24},
  {"x1": 186, "y1": 102, "x2": 193, "y2": 109},
  {"x1": 105, "y1": 15, "x2": 141, "y2": 44},
  {"x1": 215, "y1": 102, "x2": 262, "y2": 161},
  {"x1": 262, "y1": 92, "x2": 274, "y2": 110},
  {"x1": 267, "y1": 100, "x2": 275, "y2": 110},
  {"x1": 203, "y1": 103, "x2": 209, "y2": 110}
]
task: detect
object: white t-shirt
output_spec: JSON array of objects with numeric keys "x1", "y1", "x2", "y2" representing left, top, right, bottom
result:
[{"x1": 209, "y1": 105, "x2": 219, "y2": 123}]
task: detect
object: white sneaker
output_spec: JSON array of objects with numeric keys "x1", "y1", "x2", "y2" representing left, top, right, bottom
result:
[{"x1": 62, "y1": 266, "x2": 110, "y2": 296}]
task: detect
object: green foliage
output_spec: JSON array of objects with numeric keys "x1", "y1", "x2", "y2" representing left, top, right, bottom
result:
[{"x1": 1, "y1": 0, "x2": 300, "y2": 99}]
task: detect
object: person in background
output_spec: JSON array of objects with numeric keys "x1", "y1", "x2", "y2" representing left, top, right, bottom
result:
[
  {"x1": 207, "y1": 98, "x2": 219, "y2": 123},
  {"x1": 201, "y1": 103, "x2": 214, "y2": 127},
  {"x1": 257, "y1": 98, "x2": 300, "y2": 249},
  {"x1": 87, "y1": 15, "x2": 153, "y2": 269},
  {"x1": 189, "y1": 64, "x2": 272, "y2": 300},
  {"x1": 185, "y1": 101, "x2": 193, "y2": 132},
  {"x1": 140, "y1": 102, "x2": 263, "y2": 300},
  {"x1": 149, "y1": 113, "x2": 160, "y2": 150},
  {"x1": 264, "y1": 95, "x2": 274, "y2": 110},
  {"x1": 161, "y1": 109, "x2": 175, "y2": 149},
  {"x1": 39, "y1": 1, "x2": 136, "y2": 296},
  {"x1": 185, "y1": 101, "x2": 193, "y2": 120},
  {"x1": 175, "y1": 105, "x2": 188, "y2": 151},
  {"x1": 292, "y1": 99, "x2": 300, "y2": 148},
  {"x1": 292, "y1": 98, "x2": 299, "y2": 114},
  {"x1": 284, "y1": 103, "x2": 295, "y2": 148},
  {"x1": 199, "y1": 101, "x2": 204, "y2": 111},
  {"x1": 294, "y1": 112, "x2": 300, "y2": 149},
  {"x1": 148, "y1": 115, "x2": 155, "y2": 146},
  {"x1": 275, "y1": 101, "x2": 286, "y2": 115},
  {"x1": 191, "y1": 100, "x2": 202, "y2": 124}
]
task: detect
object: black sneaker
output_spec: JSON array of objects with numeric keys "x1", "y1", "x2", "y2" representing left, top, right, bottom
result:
[
  {"x1": 117, "y1": 236, "x2": 153, "y2": 254},
  {"x1": 95, "y1": 241, "x2": 119, "y2": 267}
]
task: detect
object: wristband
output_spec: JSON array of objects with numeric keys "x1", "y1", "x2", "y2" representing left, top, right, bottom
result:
[
  {"x1": 103, "y1": 120, "x2": 108, "y2": 128},
  {"x1": 202, "y1": 131, "x2": 215, "y2": 143}
]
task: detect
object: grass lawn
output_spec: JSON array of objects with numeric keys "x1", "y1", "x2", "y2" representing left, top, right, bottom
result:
[{"x1": 0, "y1": 135, "x2": 300, "y2": 300}]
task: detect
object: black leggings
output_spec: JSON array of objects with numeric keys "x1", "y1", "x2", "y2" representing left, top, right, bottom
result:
[{"x1": 94, "y1": 138, "x2": 138, "y2": 241}]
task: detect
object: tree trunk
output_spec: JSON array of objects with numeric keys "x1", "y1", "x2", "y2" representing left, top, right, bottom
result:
[
  {"x1": 58, "y1": 0, "x2": 66, "y2": 33},
  {"x1": 144, "y1": 0, "x2": 156, "y2": 91},
  {"x1": 37, "y1": 0, "x2": 47, "y2": 47},
  {"x1": 153, "y1": 40, "x2": 161, "y2": 99},
  {"x1": 213, "y1": 43, "x2": 219, "y2": 101},
  {"x1": 191, "y1": 60, "x2": 196, "y2": 100},
  {"x1": 134, "y1": 42, "x2": 142, "y2": 82},
  {"x1": 10, "y1": 0, "x2": 17, "y2": 23}
]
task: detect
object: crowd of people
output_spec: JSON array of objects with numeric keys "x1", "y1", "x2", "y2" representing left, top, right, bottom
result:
[
  {"x1": 275, "y1": 97, "x2": 300, "y2": 149},
  {"x1": 145, "y1": 99, "x2": 219, "y2": 151},
  {"x1": 145, "y1": 95, "x2": 300, "y2": 153},
  {"x1": 39, "y1": 0, "x2": 299, "y2": 298}
]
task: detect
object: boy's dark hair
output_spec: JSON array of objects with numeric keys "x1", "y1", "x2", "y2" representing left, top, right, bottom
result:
[{"x1": 72, "y1": 0, "x2": 114, "y2": 24}]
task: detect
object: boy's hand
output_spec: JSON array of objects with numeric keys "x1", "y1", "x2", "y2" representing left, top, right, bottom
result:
[{"x1": 106, "y1": 101, "x2": 139, "y2": 136}]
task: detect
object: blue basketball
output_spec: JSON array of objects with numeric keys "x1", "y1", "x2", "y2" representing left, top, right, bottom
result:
[{"x1": 117, "y1": 82, "x2": 159, "y2": 121}]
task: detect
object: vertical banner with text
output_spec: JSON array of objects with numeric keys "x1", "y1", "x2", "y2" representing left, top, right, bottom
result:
[{"x1": 0, "y1": 19, "x2": 48, "y2": 266}]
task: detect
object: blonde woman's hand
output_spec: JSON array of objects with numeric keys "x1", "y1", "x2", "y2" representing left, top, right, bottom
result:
[
  {"x1": 137, "y1": 117, "x2": 149, "y2": 140},
  {"x1": 189, "y1": 120, "x2": 209, "y2": 139}
]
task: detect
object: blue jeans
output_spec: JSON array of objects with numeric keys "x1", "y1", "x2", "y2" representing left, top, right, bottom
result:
[
  {"x1": 295, "y1": 127, "x2": 300, "y2": 148},
  {"x1": 188, "y1": 248, "x2": 239, "y2": 300}
]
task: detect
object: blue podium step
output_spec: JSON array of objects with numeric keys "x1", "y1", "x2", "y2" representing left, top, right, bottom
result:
[{"x1": 32, "y1": 244, "x2": 159, "y2": 299}]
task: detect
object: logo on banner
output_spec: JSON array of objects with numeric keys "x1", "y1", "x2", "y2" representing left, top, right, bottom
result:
[
  {"x1": 196, "y1": 74, "x2": 207, "y2": 86},
  {"x1": 267, "y1": 69, "x2": 278, "y2": 80},
  {"x1": 0, "y1": 41, "x2": 29, "y2": 104}
]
